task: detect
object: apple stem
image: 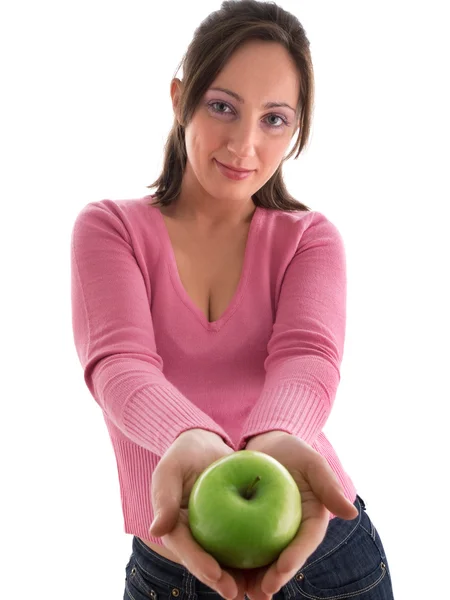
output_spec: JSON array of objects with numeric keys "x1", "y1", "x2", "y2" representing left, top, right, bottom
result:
[{"x1": 244, "y1": 475, "x2": 261, "y2": 499}]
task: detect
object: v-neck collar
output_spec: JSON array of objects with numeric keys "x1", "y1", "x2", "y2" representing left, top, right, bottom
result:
[{"x1": 152, "y1": 203, "x2": 262, "y2": 331}]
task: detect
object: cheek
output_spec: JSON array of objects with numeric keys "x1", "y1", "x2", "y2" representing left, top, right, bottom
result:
[
  {"x1": 184, "y1": 131, "x2": 204, "y2": 167},
  {"x1": 258, "y1": 142, "x2": 286, "y2": 171},
  {"x1": 260, "y1": 142, "x2": 290, "y2": 178},
  {"x1": 269, "y1": 137, "x2": 290, "y2": 157},
  {"x1": 187, "y1": 123, "x2": 218, "y2": 157}
]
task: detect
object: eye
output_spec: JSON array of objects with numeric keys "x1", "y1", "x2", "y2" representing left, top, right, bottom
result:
[
  {"x1": 207, "y1": 101, "x2": 289, "y2": 129},
  {"x1": 265, "y1": 114, "x2": 287, "y2": 128},
  {"x1": 208, "y1": 101, "x2": 233, "y2": 115}
]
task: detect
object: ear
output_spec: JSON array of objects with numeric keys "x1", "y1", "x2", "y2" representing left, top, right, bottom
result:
[{"x1": 170, "y1": 78, "x2": 184, "y2": 125}]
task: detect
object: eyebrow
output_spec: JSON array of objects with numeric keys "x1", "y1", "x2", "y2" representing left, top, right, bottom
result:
[{"x1": 208, "y1": 87, "x2": 296, "y2": 114}]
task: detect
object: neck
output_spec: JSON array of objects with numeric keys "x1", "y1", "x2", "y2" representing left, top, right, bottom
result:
[{"x1": 168, "y1": 163, "x2": 256, "y2": 230}]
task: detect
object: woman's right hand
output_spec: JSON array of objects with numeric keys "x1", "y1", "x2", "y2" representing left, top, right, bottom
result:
[{"x1": 149, "y1": 428, "x2": 246, "y2": 600}]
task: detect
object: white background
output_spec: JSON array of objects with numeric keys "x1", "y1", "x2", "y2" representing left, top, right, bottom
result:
[{"x1": 1, "y1": 1, "x2": 449, "y2": 598}]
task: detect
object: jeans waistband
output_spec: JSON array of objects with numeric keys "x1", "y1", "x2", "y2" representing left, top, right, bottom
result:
[{"x1": 131, "y1": 494, "x2": 364, "y2": 596}]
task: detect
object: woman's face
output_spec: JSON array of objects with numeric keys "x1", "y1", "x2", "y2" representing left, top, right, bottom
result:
[{"x1": 171, "y1": 40, "x2": 301, "y2": 208}]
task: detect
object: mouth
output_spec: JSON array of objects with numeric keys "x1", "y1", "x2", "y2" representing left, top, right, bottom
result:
[
  {"x1": 214, "y1": 159, "x2": 254, "y2": 181},
  {"x1": 215, "y1": 160, "x2": 254, "y2": 174}
]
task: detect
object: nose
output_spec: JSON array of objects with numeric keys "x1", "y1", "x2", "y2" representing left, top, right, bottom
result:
[{"x1": 226, "y1": 120, "x2": 257, "y2": 159}]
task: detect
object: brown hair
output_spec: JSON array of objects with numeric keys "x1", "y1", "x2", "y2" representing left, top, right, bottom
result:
[{"x1": 147, "y1": 0, "x2": 314, "y2": 212}]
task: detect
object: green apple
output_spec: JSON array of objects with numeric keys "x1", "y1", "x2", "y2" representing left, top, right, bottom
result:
[{"x1": 188, "y1": 450, "x2": 302, "y2": 569}]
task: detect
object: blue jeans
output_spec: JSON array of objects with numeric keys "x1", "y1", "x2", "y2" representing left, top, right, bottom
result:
[{"x1": 123, "y1": 495, "x2": 395, "y2": 599}]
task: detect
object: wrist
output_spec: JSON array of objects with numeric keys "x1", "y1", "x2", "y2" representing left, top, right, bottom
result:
[
  {"x1": 245, "y1": 430, "x2": 289, "y2": 451},
  {"x1": 179, "y1": 428, "x2": 232, "y2": 449}
]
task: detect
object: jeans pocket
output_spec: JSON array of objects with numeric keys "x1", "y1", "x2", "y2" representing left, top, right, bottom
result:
[
  {"x1": 358, "y1": 502, "x2": 389, "y2": 563},
  {"x1": 125, "y1": 554, "x2": 174, "y2": 600},
  {"x1": 290, "y1": 509, "x2": 390, "y2": 598},
  {"x1": 290, "y1": 560, "x2": 388, "y2": 599}
]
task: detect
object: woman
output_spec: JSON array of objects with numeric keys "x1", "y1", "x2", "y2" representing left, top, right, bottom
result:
[{"x1": 71, "y1": 1, "x2": 395, "y2": 598}]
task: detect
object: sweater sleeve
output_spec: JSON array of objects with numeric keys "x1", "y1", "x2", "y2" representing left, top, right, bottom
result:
[
  {"x1": 236, "y1": 213, "x2": 347, "y2": 450},
  {"x1": 70, "y1": 201, "x2": 235, "y2": 456}
]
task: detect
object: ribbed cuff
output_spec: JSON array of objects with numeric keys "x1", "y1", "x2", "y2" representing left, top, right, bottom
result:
[
  {"x1": 121, "y1": 384, "x2": 235, "y2": 455},
  {"x1": 237, "y1": 381, "x2": 328, "y2": 450}
]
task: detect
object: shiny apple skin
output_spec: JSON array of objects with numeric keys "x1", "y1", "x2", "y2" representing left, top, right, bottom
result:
[{"x1": 188, "y1": 450, "x2": 302, "y2": 569}]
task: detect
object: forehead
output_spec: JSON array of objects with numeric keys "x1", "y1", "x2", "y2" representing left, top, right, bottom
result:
[{"x1": 211, "y1": 41, "x2": 300, "y2": 105}]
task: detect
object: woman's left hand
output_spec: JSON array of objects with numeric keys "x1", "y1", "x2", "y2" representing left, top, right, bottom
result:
[{"x1": 242, "y1": 431, "x2": 358, "y2": 600}]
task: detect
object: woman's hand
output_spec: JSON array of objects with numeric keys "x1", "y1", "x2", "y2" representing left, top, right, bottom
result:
[
  {"x1": 243, "y1": 431, "x2": 359, "y2": 600},
  {"x1": 149, "y1": 428, "x2": 246, "y2": 600}
]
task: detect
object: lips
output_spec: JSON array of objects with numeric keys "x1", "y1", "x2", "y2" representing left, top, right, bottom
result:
[
  {"x1": 216, "y1": 160, "x2": 253, "y2": 173},
  {"x1": 215, "y1": 160, "x2": 254, "y2": 181}
]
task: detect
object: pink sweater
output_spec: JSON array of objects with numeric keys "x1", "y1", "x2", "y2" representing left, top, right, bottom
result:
[{"x1": 70, "y1": 195, "x2": 357, "y2": 543}]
